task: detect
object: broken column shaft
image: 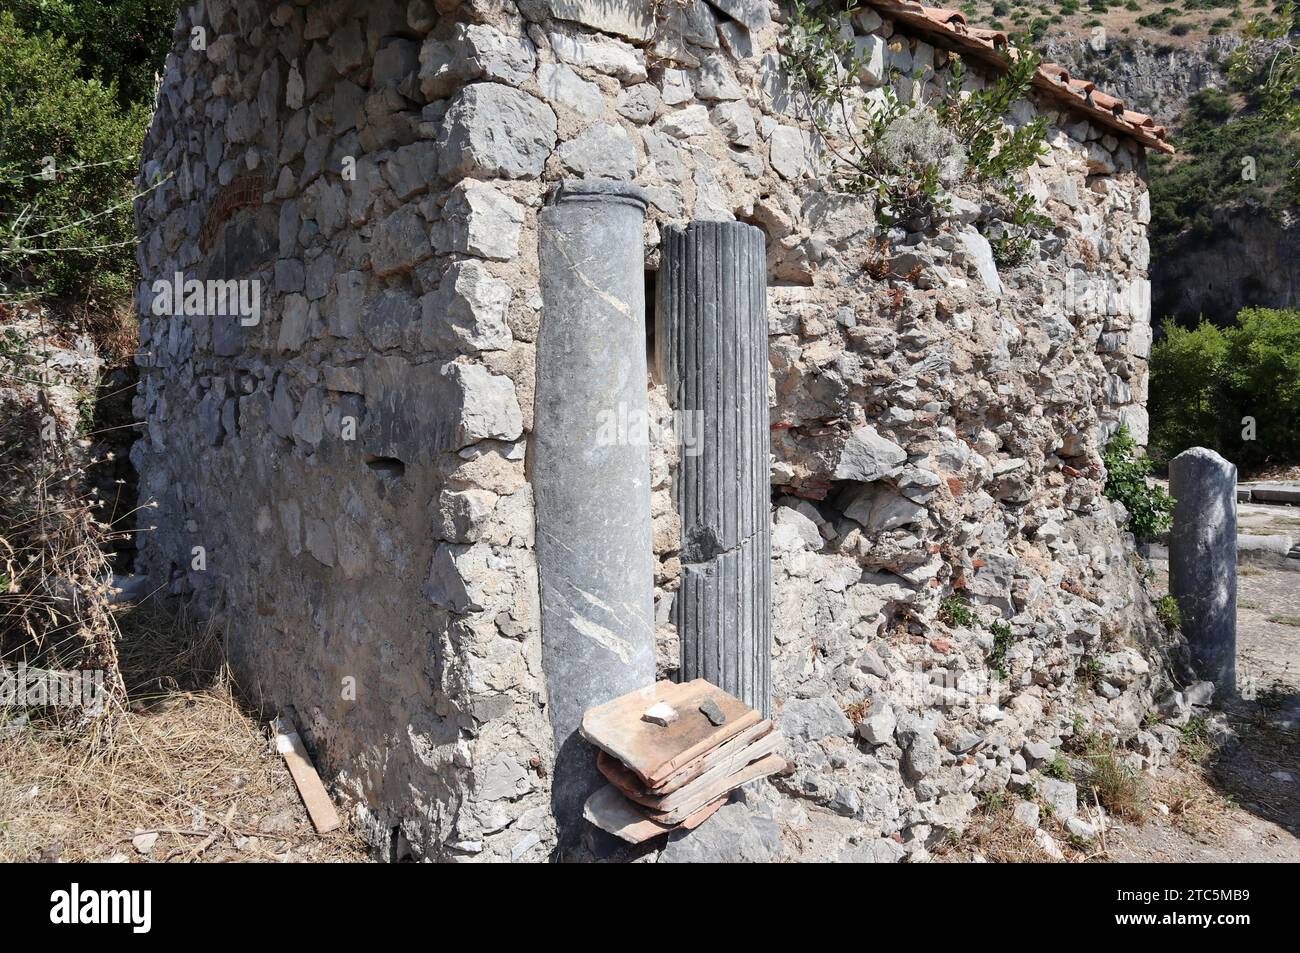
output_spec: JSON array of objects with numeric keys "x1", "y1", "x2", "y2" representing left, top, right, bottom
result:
[
  {"x1": 534, "y1": 180, "x2": 656, "y2": 842},
  {"x1": 659, "y1": 221, "x2": 772, "y2": 717},
  {"x1": 1168, "y1": 446, "x2": 1238, "y2": 697}
]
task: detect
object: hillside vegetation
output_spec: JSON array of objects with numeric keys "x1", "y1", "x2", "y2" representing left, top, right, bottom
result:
[
  {"x1": 963, "y1": 0, "x2": 1263, "y2": 46},
  {"x1": 1150, "y1": 309, "x2": 1300, "y2": 470},
  {"x1": 0, "y1": 1, "x2": 174, "y2": 306}
]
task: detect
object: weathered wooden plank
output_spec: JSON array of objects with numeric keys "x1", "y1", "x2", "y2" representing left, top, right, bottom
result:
[{"x1": 273, "y1": 716, "x2": 341, "y2": 834}]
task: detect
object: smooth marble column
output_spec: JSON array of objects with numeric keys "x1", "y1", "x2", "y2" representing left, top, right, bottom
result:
[
  {"x1": 1169, "y1": 446, "x2": 1238, "y2": 697},
  {"x1": 534, "y1": 180, "x2": 656, "y2": 843}
]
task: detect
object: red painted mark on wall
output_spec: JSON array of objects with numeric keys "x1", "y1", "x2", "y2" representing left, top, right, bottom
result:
[{"x1": 199, "y1": 175, "x2": 266, "y2": 251}]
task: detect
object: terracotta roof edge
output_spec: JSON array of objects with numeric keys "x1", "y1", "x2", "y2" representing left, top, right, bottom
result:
[{"x1": 857, "y1": 0, "x2": 1175, "y2": 154}]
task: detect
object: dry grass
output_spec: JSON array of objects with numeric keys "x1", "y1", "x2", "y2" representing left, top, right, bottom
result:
[
  {"x1": 70, "y1": 300, "x2": 138, "y2": 365},
  {"x1": 0, "y1": 604, "x2": 370, "y2": 863},
  {"x1": 1150, "y1": 766, "x2": 1234, "y2": 839},
  {"x1": 934, "y1": 798, "x2": 1075, "y2": 863},
  {"x1": 1141, "y1": 715, "x2": 1233, "y2": 839},
  {"x1": 1081, "y1": 736, "x2": 1150, "y2": 822}
]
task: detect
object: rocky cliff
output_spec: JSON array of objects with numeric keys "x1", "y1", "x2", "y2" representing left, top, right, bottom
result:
[
  {"x1": 1046, "y1": 35, "x2": 1300, "y2": 325},
  {"x1": 1040, "y1": 36, "x2": 1237, "y2": 125},
  {"x1": 1153, "y1": 201, "x2": 1300, "y2": 323}
]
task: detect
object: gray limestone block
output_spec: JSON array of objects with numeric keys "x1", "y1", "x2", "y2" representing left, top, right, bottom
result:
[
  {"x1": 558, "y1": 122, "x2": 638, "y2": 180},
  {"x1": 275, "y1": 258, "x2": 305, "y2": 293},
  {"x1": 833, "y1": 424, "x2": 906, "y2": 482},
  {"x1": 438, "y1": 183, "x2": 524, "y2": 262},
  {"x1": 548, "y1": 30, "x2": 647, "y2": 83},
  {"x1": 373, "y1": 38, "x2": 420, "y2": 90},
  {"x1": 839, "y1": 836, "x2": 906, "y2": 863},
  {"x1": 421, "y1": 260, "x2": 513, "y2": 353},
  {"x1": 1037, "y1": 778, "x2": 1078, "y2": 819},
  {"x1": 331, "y1": 270, "x2": 365, "y2": 337},
  {"x1": 702, "y1": 0, "x2": 772, "y2": 33},
  {"x1": 545, "y1": 0, "x2": 655, "y2": 41},
  {"x1": 616, "y1": 83, "x2": 660, "y2": 122},
  {"x1": 369, "y1": 205, "x2": 432, "y2": 277},
  {"x1": 537, "y1": 62, "x2": 604, "y2": 116},
  {"x1": 658, "y1": 801, "x2": 782, "y2": 863},
  {"x1": 363, "y1": 288, "x2": 420, "y2": 351},
  {"x1": 362, "y1": 355, "x2": 521, "y2": 463},
  {"x1": 382, "y1": 141, "x2": 438, "y2": 200},
  {"x1": 711, "y1": 100, "x2": 757, "y2": 147},
  {"x1": 436, "y1": 83, "x2": 557, "y2": 180},
  {"x1": 277, "y1": 293, "x2": 310, "y2": 352},
  {"x1": 780, "y1": 695, "x2": 853, "y2": 742}
]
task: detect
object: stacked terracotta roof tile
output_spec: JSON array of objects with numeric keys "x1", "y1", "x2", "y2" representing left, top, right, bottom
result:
[
  {"x1": 864, "y1": 1, "x2": 1174, "y2": 153},
  {"x1": 580, "y1": 679, "x2": 787, "y2": 844}
]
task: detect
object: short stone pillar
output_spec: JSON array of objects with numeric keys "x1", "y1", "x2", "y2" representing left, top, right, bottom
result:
[
  {"x1": 534, "y1": 180, "x2": 656, "y2": 843},
  {"x1": 1168, "y1": 447, "x2": 1238, "y2": 697},
  {"x1": 658, "y1": 221, "x2": 772, "y2": 716}
]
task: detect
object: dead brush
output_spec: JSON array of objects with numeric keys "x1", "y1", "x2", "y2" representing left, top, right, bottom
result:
[
  {"x1": 1, "y1": 398, "x2": 124, "y2": 701},
  {"x1": 933, "y1": 798, "x2": 1071, "y2": 863},
  {"x1": 68, "y1": 299, "x2": 138, "y2": 365},
  {"x1": 1, "y1": 302, "x2": 147, "y2": 707},
  {"x1": 1151, "y1": 768, "x2": 1232, "y2": 839},
  {"x1": 843, "y1": 699, "x2": 870, "y2": 726},
  {"x1": 862, "y1": 237, "x2": 892, "y2": 280}
]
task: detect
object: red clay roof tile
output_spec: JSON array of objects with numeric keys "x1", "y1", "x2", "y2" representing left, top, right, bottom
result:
[{"x1": 860, "y1": 0, "x2": 1174, "y2": 153}]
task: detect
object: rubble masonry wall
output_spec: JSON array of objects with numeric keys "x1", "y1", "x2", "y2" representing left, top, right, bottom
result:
[{"x1": 133, "y1": 0, "x2": 1171, "y2": 861}]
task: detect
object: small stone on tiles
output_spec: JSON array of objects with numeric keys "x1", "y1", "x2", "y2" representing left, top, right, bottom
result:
[
  {"x1": 699, "y1": 697, "x2": 727, "y2": 726},
  {"x1": 642, "y1": 701, "x2": 679, "y2": 727}
]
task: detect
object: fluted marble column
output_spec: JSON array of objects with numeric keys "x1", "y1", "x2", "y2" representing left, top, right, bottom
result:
[
  {"x1": 534, "y1": 180, "x2": 656, "y2": 843},
  {"x1": 659, "y1": 221, "x2": 771, "y2": 716}
]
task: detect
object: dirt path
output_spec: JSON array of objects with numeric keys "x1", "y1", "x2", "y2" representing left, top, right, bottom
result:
[
  {"x1": 1106, "y1": 696, "x2": 1300, "y2": 863},
  {"x1": 1105, "y1": 805, "x2": 1300, "y2": 863},
  {"x1": 1128, "y1": 501, "x2": 1300, "y2": 863}
]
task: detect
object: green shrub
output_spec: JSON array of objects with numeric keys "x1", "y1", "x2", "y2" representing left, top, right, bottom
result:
[
  {"x1": 986, "y1": 620, "x2": 1015, "y2": 678},
  {"x1": 1043, "y1": 756, "x2": 1072, "y2": 780},
  {"x1": 1148, "y1": 319, "x2": 1229, "y2": 463},
  {"x1": 1150, "y1": 60, "x2": 1300, "y2": 281},
  {"x1": 1220, "y1": 308, "x2": 1300, "y2": 465},
  {"x1": 1157, "y1": 594, "x2": 1182, "y2": 629},
  {"x1": 783, "y1": 0, "x2": 1048, "y2": 229},
  {"x1": 7, "y1": 0, "x2": 178, "y2": 108},
  {"x1": 1103, "y1": 426, "x2": 1176, "y2": 541},
  {"x1": 1150, "y1": 309, "x2": 1300, "y2": 469},
  {"x1": 1084, "y1": 736, "x2": 1148, "y2": 820},
  {"x1": 939, "y1": 595, "x2": 977, "y2": 627},
  {"x1": 0, "y1": 11, "x2": 150, "y2": 303}
]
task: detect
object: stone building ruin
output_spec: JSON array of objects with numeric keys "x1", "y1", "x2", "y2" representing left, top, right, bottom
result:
[{"x1": 133, "y1": 0, "x2": 1183, "y2": 860}]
